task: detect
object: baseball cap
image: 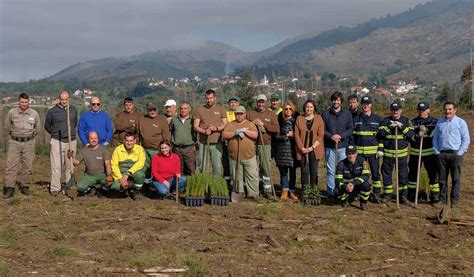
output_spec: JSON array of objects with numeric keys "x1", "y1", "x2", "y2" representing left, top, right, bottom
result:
[
  {"x1": 360, "y1": 96, "x2": 372, "y2": 104},
  {"x1": 271, "y1": 93, "x2": 281, "y2": 100},
  {"x1": 228, "y1": 95, "x2": 240, "y2": 102},
  {"x1": 390, "y1": 102, "x2": 402, "y2": 110},
  {"x1": 235, "y1": 106, "x2": 246, "y2": 113},
  {"x1": 123, "y1": 97, "x2": 134, "y2": 103},
  {"x1": 164, "y1": 99, "x2": 177, "y2": 107},
  {"x1": 346, "y1": 145, "x2": 357, "y2": 154},
  {"x1": 146, "y1": 103, "x2": 157, "y2": 110},
  {"x1": 256, "y1": 94, "x2": 267, "y2": 101},
  {"x1": 417, "y1": 102, "x2": 430, "y2": 110}
]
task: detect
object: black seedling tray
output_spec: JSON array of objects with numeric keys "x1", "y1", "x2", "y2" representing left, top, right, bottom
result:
[
  {"x1": 302, "y1": 197, "x2": 321, "y2": 206},
  {"x1": 210, "y1": 196, "x2": 230, "y2": 206},
  {"x1": 185, "y1": 197, "x2": 205, "y2": 207}
]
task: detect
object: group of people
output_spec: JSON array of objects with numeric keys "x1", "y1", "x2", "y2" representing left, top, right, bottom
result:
[{"x1": 3, "y1": 89, "x2": 471, "y2": 211}]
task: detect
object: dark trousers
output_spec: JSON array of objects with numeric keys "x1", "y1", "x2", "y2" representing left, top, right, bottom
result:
[
  {"x1": 173, "y1": 145, "x2": 197, "y2": 176},
  {"x1": 301, "y1": 151, "x2": 319, "y2": 188},
  {"x1": 408, "y1": 154, "x2": 439, "y2": 199},
  {"x1": 360, "y1": 154, "x2": 381, "y2": 192},
  {"x1": 381, "y1": 156, "x2": 408, "y2": 196},
  {"x1": 438, "y1": 153, "x2": 463, "y2": 205}
]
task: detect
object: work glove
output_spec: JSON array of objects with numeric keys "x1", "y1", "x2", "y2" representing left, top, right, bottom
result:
[
  {"x1": 418, "y1": 125, "x2": 427, "y2": 138},
  {"x1": 376, "y1": 151, "x2": 384, "y2": 158},
  {"x1": 234, "y1": 128, "x2": 244, "y2": 136},
  {"x1": 67, "y1": 150, "x2": 74, "y2": 159},
  {"x1": 257, "y1": 125, "x2": 266, "y2": 134},
  {"x1": 389, "y1": 120, "x2": 403, "y2": 129},
  {"x1": 105, "y1": 175, "x2": 114, "y2": 187}
]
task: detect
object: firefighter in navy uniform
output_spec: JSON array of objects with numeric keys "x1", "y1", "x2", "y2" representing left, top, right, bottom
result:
[
  {"x1": 352, "y1": 96, "x2": 383, "y2": 203},
  {"x1": 377, "y1": 102, "x2": 415, "y2": 203},
  {"x1": 407, "y1": 102, "x2": 439, "y2": 203},
  {"x1": 335, "y1": 145, "x2": 371, "y2": 210}
]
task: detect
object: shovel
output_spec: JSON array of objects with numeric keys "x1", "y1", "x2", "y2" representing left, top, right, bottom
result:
[
  {"x1": 231, "y1": 137, "x2": 243, "y2": 202},
  {"x1": 62, "y1": 100, "x2": 75, "y2": 200},
  {"x1": 413, "y1": 135, "x2": 424, "y2": 208},
  {"x1": 394, "y1": 126, "x2": 399, "y2": 209},
  {"x1": 258, "y1": 128, "x2": 277, "y2": 200},
  {"x1": 175, "y1": 175, "x2": 179, "y2": 204},
  {"x1": 438, "y1": 178, "x2": 452, "y2": 224}
]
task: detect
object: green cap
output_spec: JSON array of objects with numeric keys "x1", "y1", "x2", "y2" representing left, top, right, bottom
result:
[
  {"x1": 235, "y1": 106, "x2": 246, "y2": 113},
  {"x1": 271, "y1": 93, "x2": 281, "y2": 100},
  {"x1": 228, "y1": 95, "x2": 240, "y2": 102}
]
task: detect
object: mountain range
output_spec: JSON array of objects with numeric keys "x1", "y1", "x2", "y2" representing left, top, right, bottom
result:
[{"x1": 48, "y1": 0, "x2": 473, "y2": 83}]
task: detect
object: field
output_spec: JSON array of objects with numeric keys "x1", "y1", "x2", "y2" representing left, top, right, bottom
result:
[{"x1": 0, "y1": 114, "x2": 473, "y2": 276}]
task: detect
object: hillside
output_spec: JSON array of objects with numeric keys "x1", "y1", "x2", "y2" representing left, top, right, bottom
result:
[
  {"x1": 48, "y1": 41, "x2": 256, "y2": 81},
  {"x1": 47, "y1": 0, "x2": 472, "y2": 83},
  {"x1": 256, "y1": 0, "x2": 472, "y2": 82}
]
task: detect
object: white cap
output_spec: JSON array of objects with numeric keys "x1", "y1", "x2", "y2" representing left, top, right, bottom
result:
[{"x1": 164, "y1": 99, "x2": 177, "y2": 107}]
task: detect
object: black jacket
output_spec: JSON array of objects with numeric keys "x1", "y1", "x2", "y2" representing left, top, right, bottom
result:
[
  {"x1": 321, "y1": 108, "x2": 354, "y2": 149},
  {"x1": 44, "y1": 104, "x2": 78, "y2": 142},
  {"x1": 274, "y1": 112, "x2": 299, "y2": 168}
]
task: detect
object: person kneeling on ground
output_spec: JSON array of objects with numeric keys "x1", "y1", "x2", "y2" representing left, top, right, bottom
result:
[
  {"x1": 72, "y1": 131, "x2": 112, "y2": 196},
  {"x1": 151, "y1": 140, "x2": 186, "y2": 197},
  {"x1": 335, "y1": 145, "x2": 371, "y2": 210},
  {"x1": 110, "y1": 133, "x2": 146, "y2": 195}
]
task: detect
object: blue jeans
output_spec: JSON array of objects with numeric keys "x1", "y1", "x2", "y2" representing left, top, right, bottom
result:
[
  {"x1": 325, "y1": 148, "x2": 346, "y2": 196},
  {"x1": 278, "y1": 166, "x2": 296, "y2": 191},
  {"x1": 152, "y1": 176, "x2": 187, "y2": 196}
]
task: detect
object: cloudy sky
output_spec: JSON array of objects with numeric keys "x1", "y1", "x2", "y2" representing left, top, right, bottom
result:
[{"x1": 0, "y1": 0, "x2": 427, "y2": 82}]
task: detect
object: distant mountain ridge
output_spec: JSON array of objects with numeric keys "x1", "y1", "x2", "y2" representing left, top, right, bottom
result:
[{"x1": 48, "y1": 0, "x2": 472, "y2": 83}]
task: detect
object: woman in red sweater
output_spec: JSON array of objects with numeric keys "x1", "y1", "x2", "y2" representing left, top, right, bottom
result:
[{"x1": 151, "y1": 141, "x2": 187, "y2": 197}]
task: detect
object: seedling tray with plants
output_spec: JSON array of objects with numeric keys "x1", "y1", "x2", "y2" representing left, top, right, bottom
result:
[
  {"x1": 184, "y1": 173, "x2": 209, "y2": 207},
  {"x1": 209, "y1": 175, "x2": 230, "y2": 206},
  {"x1": 302, "y1": 185, "x2": 321, "y2": 206}
]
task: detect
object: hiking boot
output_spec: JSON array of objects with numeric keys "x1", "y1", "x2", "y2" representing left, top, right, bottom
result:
[
  {"x1": 353, "y1": 193, "x2": 360, "y2": 202},
  {"x1": 19, "y1": 186, "x2": 30, "y2": 196},
  {"x1": 400, "y1": 195, "x2": 408, "y2": 204},
  {"x1": 381, "y1": 193, "x2": 392, "y2": 203},
  {"x1": 289, "y1": 192, "x2": 299, "y2": 203},
  {"x1": 280, "y1": 190, "x2": 288, "y2": 202},
  {"x1": 360, "y1": 202, "x2": 368, "y2": 211},
  {"x1": 50, "y1": 191, "x2": 59, "y2": 197},
  {"x1": 341, "y1": 200, "x2": 350, "y2": 208},
  {"x1": 370, "y1": 192, "x2": 381, "y2": 203},
  {"x1": 3, "y1": 187, "x2": 14, "y2": 199},
  {"x1": 263, "y1": 191, "x2": 275, "y2": 201}
]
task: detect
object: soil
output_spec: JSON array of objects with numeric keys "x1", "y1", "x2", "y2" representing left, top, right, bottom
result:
[{"x1": 0, "y1": 114, "x2": 473, "y2": 276}]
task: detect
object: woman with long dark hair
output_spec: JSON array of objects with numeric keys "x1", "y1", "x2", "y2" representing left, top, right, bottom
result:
[
  {"x1": 294, "y1": 100, "x2": 325, "y2": 195},
  {"x1": 274, "y1": 101, "x2": 299, "y2": 202},
  {"x1": 151, "y1": 140, "x2": 187, "y2": 197}
]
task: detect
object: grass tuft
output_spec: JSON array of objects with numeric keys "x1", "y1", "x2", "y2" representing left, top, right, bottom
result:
[
  {"x1": 184, "y1": 256, "x2": 209, "y2": 276},
  {"x1": 50, "y1": 247, "x2": 77, "y2": 257}
]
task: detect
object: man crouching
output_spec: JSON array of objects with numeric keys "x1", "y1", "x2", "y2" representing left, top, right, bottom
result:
[
  {"x1": 336, "y1": 145, "x2": 371, "y2": 210},
  {"x1": 72, "y1": 131, "x2": 112, "y2": 196},
  {"x1": 110, "y1": 133, "x2": 146, "y2": 197}
]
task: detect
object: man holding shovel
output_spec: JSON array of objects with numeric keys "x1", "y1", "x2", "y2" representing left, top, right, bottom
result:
[
  {"x1": 193, "y1": 89, "x2": 227, "y2": 175},
  {"x1": 378, "y1": 102, "x2": 415, "y2": 204},
  {"x1": 247, "y1": 94, "x2": 279, "y2": 199},
  {"x1": 44, "y1": 90, "x2": 78, "y2": 197},
  {"x1": 407, "y1": 102, "x2": 439, "y2": 204},
  {"x1": 222, "y1": 106, "x2": 259, "y2": 201}
]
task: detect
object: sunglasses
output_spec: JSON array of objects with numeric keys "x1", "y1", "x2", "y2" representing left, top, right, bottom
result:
[
  {"x1": 91, "y1": 103, "x2": 101, "y2": 106},
  {"x1": 284, "y1": 108, "x2": 292, "y2": 111}
]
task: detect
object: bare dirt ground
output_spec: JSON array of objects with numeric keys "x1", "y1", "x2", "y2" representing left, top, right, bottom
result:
[{"x1": 0, "y1": 115, "x2": 473, "y2": 276}]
